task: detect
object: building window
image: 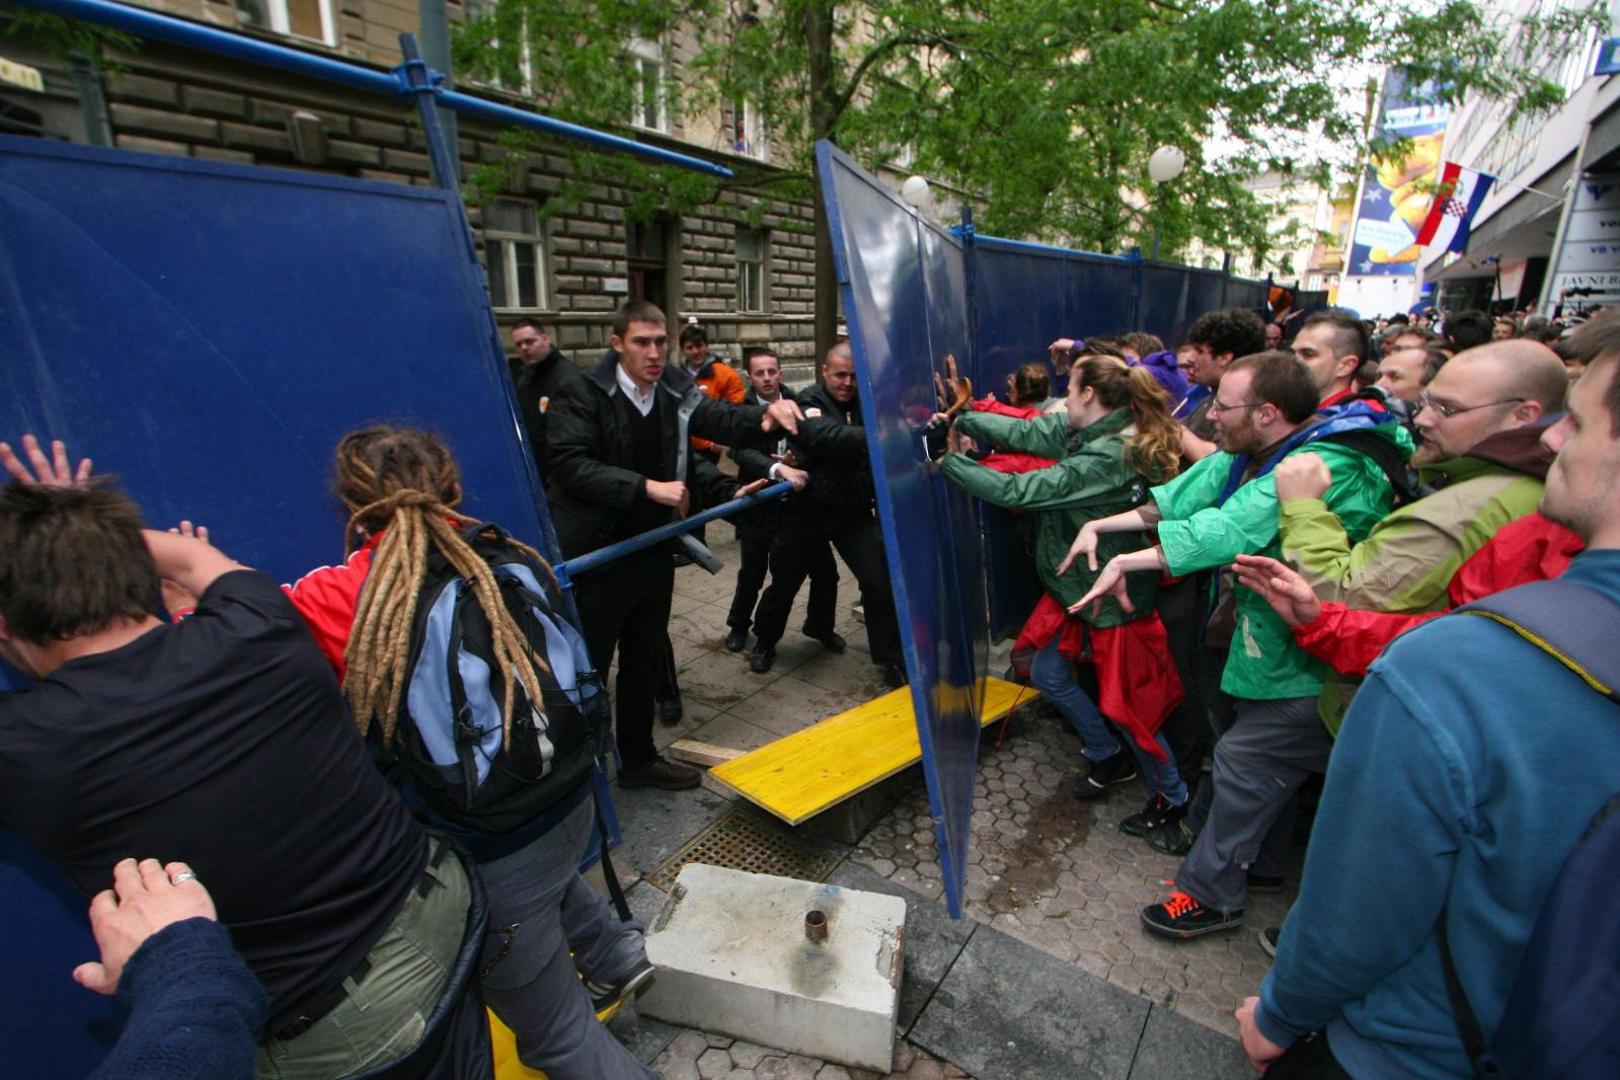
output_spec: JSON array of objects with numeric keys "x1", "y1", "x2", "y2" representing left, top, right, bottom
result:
[
  {"x1": 732, "y1": 99, "x2": 766, "y2": 160},
  {"x1": 736, "y1": 227, "x2": 768, "y2": 313},
  {"x1": 483, "y1": 199, "x2": 547, "y2": 310},
  {"x1": 462, "y1": 0, "x2": 533, "y2": 94},
  {"x1": 629, "y1": 38, "x2": 668, "y2": 133},
  {"x1": 234, "y1": 0, "x2": 334, "y2": 45}
]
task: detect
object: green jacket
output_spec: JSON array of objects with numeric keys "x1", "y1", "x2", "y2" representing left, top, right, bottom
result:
[
  {"x1": 942, "y1": 408, "x2": 1155, "y2": 626},
  {"x1": 1152, "y1": 426, "x2": 1408, "y2": 700},
  {"x1": 1278, "y1": 442, "x2": 1547, "y2": 732}
]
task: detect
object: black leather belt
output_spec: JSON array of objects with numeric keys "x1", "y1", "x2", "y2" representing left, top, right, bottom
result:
[{"x1": 268, "y1": 840, "x2": 451, "y2": 1043}]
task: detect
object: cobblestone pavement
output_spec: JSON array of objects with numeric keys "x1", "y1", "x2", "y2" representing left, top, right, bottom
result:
[{"x1": 598, "y1": 530, "x2": 1284, "y2": 1076}]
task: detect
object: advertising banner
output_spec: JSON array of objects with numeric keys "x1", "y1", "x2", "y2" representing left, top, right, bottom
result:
[{"x1": 1347, "y1": 71, "x2": 1451, "y2": 276}]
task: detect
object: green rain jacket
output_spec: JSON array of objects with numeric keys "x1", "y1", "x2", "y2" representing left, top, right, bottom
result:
[
  {"x1": 1151, "y1": 421, "x2": 1410, "y2": 701},
  {"x1": 941, "y1": 408, "x2": 1155, "y2": 626}
]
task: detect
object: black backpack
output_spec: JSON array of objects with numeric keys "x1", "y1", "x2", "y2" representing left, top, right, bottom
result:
[
  {"x1": 1440, "y1": 579, "x2": 1620, "y2": 1078},
  {"x1": 384, "y1": 522, "x2": 607, "y2": 835}
]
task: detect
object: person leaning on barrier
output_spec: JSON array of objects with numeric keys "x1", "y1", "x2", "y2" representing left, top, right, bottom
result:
[
  {"x1": 1059, "y1": 352, "x2": 1407, "y2": 941},
  {"x1": 545, "y1": 300, "x2": 801, "y2": 790},
  {"x1": 748, "y1": 342, "x2": 906, "y2": 689},
  {"x1": 0, "y1": 437, "x2": 477, "y2": 1079},
  {"x1": 724, "y1": 347, "x2": 841, "y2": 657}
]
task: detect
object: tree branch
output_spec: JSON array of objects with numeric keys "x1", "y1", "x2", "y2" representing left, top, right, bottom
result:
[{"x1": 829, "y1": 32, "x2": 954, "y2": 125}]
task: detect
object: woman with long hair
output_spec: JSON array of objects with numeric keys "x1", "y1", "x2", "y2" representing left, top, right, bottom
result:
[
  {"x1": 939, "y1": 354, "x2": 1190, "y2": 841},
  {"x1": 282, "y1": 424, "x2": 659, "y2": 1079}
]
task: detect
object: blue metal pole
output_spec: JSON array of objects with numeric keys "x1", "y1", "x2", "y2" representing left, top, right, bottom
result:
[
  {"x1": 556, "y1": 480, "x2": 792, "y2": 584},
  {"x1": 397, "y1": 34, "x2": 459, "y2": 191},
  {"x1": 12, "y1": 0, "x2": 734, "y2": 178}
]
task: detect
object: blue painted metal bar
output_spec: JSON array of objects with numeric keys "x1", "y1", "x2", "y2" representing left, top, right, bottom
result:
[
  {"x1": 12, "y1": 0, "x2": 733, "y2": 178},
  {"x1": 556, "y1": 480, "x2": 792, "y2": 584}
]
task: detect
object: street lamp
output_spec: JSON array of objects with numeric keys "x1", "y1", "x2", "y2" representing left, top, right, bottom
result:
[
  {"x1": 1147, "y1": 145, "x2": 1185, "y2": 260},
  {"x1": 900, "y1": 174, "x2": 933, "y2": 212}
]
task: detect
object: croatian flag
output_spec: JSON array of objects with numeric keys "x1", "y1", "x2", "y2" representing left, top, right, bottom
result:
[{"x1": 1416, "y1": 163, "x2": 1496, "y2": 254}]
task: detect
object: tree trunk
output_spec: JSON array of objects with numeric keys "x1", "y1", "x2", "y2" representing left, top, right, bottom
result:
[{"x1": 805, "y1": 0, "x2": 839, "y2": 362}]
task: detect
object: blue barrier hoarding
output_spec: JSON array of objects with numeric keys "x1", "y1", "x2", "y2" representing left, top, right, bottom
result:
[
  {"x1": 0, "y1": 134, "x2": 556, "y2": 1069},
  {"x1": 817, "y1": 142, "x2": 987, "y2": 918}
]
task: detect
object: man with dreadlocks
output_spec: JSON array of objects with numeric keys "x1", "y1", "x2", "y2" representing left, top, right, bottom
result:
[
  {"x1": 282, "y1": 425, "x2": 661, "y2": 1079},
  {"x1": 0, "y1": 435, "x2": 476, "y2": 1079},
  {"x1": 546, "y1": 298, "x2": 804, "y2": 791}
]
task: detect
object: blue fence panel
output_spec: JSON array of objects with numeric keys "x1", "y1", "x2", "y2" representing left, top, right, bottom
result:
[
  {"x1": 1063, "y1": 253, "x2": 1137, "y2": 340},
  {"x1": 0, "y1": 134, "x2": 556, "y2": 1070},
  {"x1": 1184, "y1": 268, "x2": 1230, "y2": 337},
  {"x1": 818, "y1": 143, "x2": 987, "y2": 918},
  {"x1": 1138, "y1": 263, "x2": 1193, "y2": 344}
]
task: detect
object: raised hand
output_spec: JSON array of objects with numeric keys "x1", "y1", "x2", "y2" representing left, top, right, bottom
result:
[
  {"x1": 1066, "y1": 556, "x2": 1135, "y2": 618},
  {"x1": 761, "y1": 398, "x2": 805, "y2": 435},
  {"x1": 1232, "y1": 554, "x2": 1323, "y2": 627},
  {"x1": 1272, "y1": 452, "x2": 1333, "y2": 503},
  {"x1": 0, "y1": 434, "x2": 92, "y2": 488},
  {"x1": 1055, "y1": 521, "x2": 1102, "y2": 576}
]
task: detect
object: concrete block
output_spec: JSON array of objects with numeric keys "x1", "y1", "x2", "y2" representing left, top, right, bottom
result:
[{"x1": 639, "y1": 864, "x2": 904, "y2": 1072}]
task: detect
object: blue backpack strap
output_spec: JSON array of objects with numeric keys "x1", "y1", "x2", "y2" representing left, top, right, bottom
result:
[{"x1": 1456, "y1": 580, "x2": 1620, "y2": 704}]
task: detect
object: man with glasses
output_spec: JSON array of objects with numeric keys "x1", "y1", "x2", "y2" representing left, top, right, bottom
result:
[{"x1": 1059, "y1": 351, "x2": 1407, "y2": 939}]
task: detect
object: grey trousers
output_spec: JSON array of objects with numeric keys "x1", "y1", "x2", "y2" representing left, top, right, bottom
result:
[
  {"x1": 478, "y1": 797, "x2": 657, "y2": 1079},
  {"x1": 1175, "y1": 695, "x2": 1332, "y2": 914}
]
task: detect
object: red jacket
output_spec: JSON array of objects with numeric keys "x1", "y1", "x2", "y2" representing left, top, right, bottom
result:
[
  {"x1": 281, "y1": 533, "x2": 383, "y2": 681},
  {"x1": 969, "y1": 395, "x2": 1057, "y2": 474},
  {"x1": 1292, "y1": 512, "x2": 1584, "y2": 676}
]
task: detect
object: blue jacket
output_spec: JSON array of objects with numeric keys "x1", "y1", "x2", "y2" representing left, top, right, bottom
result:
[
  {"x1": 93, "y1": 917, "x2": 266, "y2": 1079},
  {"x1": 1257, "y1": 548, "x2": 1620, "y2": 1077}
]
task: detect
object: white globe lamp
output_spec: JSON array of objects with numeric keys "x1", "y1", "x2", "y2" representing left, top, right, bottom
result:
[
  {"x1": 900, "y1": 174, "x2": 932, "y2": 210},
  {"x1": 1148, "y1": 145, "x2": 1186, "y2": 184}
]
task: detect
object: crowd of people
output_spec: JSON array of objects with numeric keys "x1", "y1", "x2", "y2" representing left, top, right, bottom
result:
[{"x1": 2, "y1": 293, "x2": 1615, "y2": 1079}]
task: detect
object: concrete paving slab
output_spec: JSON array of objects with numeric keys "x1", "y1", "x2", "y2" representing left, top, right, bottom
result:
[
  {"x1": 605, "y1": 998, "x2": 684, "y2": 1066},
  {"x1": 611, "y1": 782, "x2": 737, "y2": 881},
  {"x1": 827, "y1": 860, "x2": 975, "y2": 1034},
  {"x1": 689, "y1": 711, "x2": 783, "y2": 754},
  {"x1": 910, "y1": 923, "x2": 1149, "y2": 1080},
  {"x1": 1127, "y1": 1004, "x2": 1253, "y2": 1079}
]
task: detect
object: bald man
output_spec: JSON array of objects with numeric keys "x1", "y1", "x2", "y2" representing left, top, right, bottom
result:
[{"x1": 1265, "y1": 339, "x2": 1569, "y2": 726}]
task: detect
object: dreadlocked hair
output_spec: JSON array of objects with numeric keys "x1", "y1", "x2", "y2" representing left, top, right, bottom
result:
[
  {"x1": 334, "y1": 425, "x2": 551, "y2": 752},
  {"x1": 1073, "y1": 355, "x2": 1183, "y2": 485}
]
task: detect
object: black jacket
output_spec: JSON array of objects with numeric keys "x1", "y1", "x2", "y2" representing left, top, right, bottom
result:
[
  {"x1": 787, "y1": 382, "x2": 875, "y2": 514},
  {"x1": 512, "y1": 348, "x2": 579, "y2": 477},
  {"x1": 730, "y1": 385, "x2": 803, "y2": 540},
  {"x1": 546, "y1": 351, "x2": 766, "y2": 559}
]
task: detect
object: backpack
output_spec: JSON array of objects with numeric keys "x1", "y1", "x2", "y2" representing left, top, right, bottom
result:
[
  {"x1": 386, "y1": 522, "x2": 607, "y2": 835},
  {"x1": 1439, "y1": 579, "x2": 1620, "y2": 1079}
]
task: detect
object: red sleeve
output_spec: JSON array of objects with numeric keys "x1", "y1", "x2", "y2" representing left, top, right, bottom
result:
[
  {"x1": 978, "y1": 451, "x2": 1058, "y2": 474},
  {"x1": 1292, "y1": 601, "x2": 1442, "y2": 677},
  {"x1": 1446, "y1": 513, "x2": 1584, "y2": 607},
  {"x1": 281, "y1": 546, "x2": 373, "y2": 681}
]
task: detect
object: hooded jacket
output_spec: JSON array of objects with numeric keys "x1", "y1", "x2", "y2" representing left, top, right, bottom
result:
[
  {"x1": 1150, "y1": 404, "x2": 1411, "y2": 701},
  {"x1": 545, "y1": 350, "x2": 765, "y2": 560}
]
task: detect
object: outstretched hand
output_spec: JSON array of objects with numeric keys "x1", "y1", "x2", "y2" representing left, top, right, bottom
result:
[
  {"x1": 761, "y1": 398, "x2": 805, "y2": 435},
  {"x1": 0, "y1": 434, "x2": 92, "y2": 488},
  {"x1": 73, "y1": 857, "x2": 217, "y2": 996},
  {"x1": 1066, "y1": 556, "x2": 1134, "y2": 618},
  {"x1": 732, "y1": 477, "x2": 771, "y2": 500},
  {"x1": 1055, "y1": 521, "x2": 1102, "y2": 577},
  {"x1": 933, "y1": 353, "x2": 968, "y2": 412},
  {"x1": 1232, "y1": 554, "x2": 1323, "y2": 627}
]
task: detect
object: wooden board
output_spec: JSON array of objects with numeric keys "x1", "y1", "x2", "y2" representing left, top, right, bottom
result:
[
  {"x1": 667, "y1": 739, "x2": 745, "y2": 767},
  {"x1": 708, "y1": 677, "x2": 1038, "y2": 826}
]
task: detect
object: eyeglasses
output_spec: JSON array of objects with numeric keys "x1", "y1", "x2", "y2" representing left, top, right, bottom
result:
[
  {"x1": 1207, "y1": 400, "x2": 1262, "y2": 416},
  {"x1": 1417, "y1": 392, "x2": 1526, "y2": 419}
]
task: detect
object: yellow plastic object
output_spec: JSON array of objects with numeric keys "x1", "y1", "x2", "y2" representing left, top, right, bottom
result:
[
  {"x1": 489, "y1": 1000, "x2": 624, "y2": 1080},
  {"x1": 709, "y1": 677, "x2": 1037, "y2": 825}
]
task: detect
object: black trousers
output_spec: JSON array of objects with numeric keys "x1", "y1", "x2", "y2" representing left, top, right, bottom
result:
[
  {"x1": 727, "y1": 528, "x2": 839, "y2": 636},
  {"x1": 753, "y1": 509, "x2": 900, "y2": 666},
  {"x1": 571, "y1": 553, "x2": 673, "y2": 770}
]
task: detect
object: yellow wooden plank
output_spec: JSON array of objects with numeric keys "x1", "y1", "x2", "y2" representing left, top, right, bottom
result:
[{"x1": 709, "y1": 676, "x2": 1039, "y2": 825}]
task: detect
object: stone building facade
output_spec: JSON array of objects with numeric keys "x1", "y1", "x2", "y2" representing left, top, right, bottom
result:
[{"x1": 0, "y1": 0, "x2": 823, "y2": 375}]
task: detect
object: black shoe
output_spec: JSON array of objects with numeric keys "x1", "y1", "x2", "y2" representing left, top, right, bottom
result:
[
  {"x1": 881, "y1": 663, "x2": 906, "y2": 689},
  {"x1": 1073, "y1": 751, "x2": 1138, "y2": 799},
  {"x1": 655, "y1": 693, "x2": 683, "y2": 726},
  {"x1": 1147, "y1": 816, "x2": 1196, "y2": 856},
  {"x1": 1141, "y1": 892, "x2": 1244, "y2": 940},
  {"x1": 671, "y1": 552, "x2": 694, "y2": 568},
  {"x1": 749, "y1": 646, "x2": 776, "y2": 674},
  {"x1": 586, "y1": 958, "x2": 657, "y2": 1013},
  {"x1": 618, "y1": 757, "x2": 700, "y2": 790},
  {"x1": 1247, "y1": 873, "x2": 1287, "y2": 894},
  {"x1": 1120, "y1": 794, "x2": 1187, "y2": 837},
  {"x1": 725, "y1": 628, "x2": 749, "y2": 653},
  {"x1": 1259, "y1": 927, "x2": 1280, "y2": 959},
  {"x1": 811, "y1": 631, "x2": 847, "y2": 654}
]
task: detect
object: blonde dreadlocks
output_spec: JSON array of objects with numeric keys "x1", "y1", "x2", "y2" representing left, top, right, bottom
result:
[{"x1": 335, "y1": 425, "x2": 552, "y2": 751}]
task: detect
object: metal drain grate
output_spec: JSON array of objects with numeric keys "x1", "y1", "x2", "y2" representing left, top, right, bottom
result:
[{"x1": 645, "y1": 805, "x2": 842, "y2": 891}]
